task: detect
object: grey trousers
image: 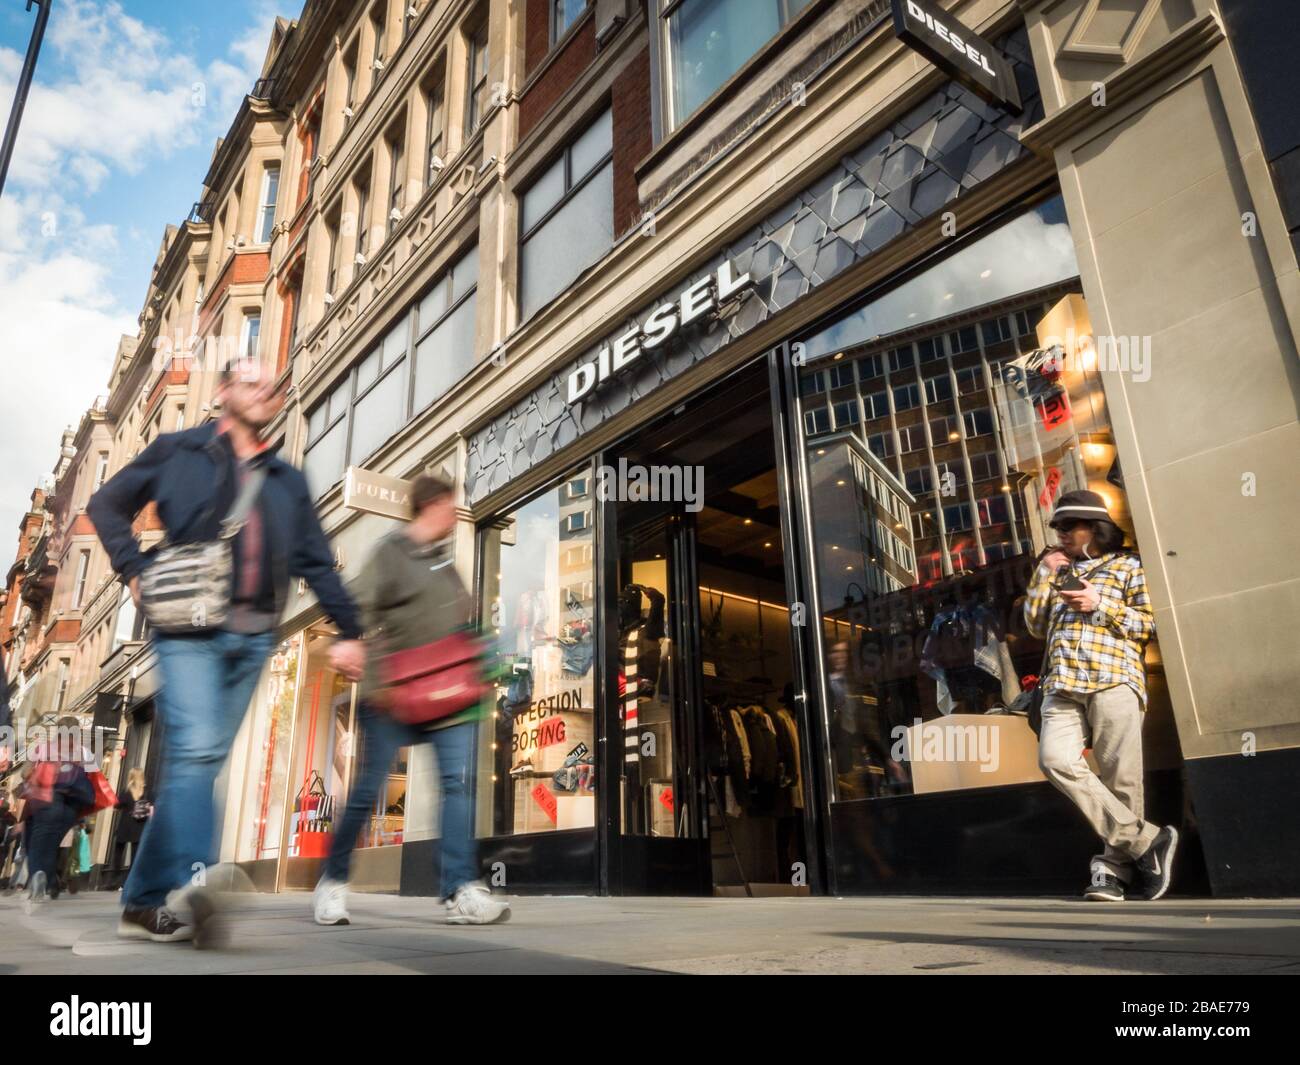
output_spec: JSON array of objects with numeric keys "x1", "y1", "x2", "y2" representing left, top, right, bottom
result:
[{"x1": 1038, "y1": 685, "x2": 1160, "y2": 881}]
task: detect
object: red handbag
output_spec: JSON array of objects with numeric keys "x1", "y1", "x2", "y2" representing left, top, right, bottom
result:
[{"x1": 380, "y1": 631, "x2": 489, "y2": 726}]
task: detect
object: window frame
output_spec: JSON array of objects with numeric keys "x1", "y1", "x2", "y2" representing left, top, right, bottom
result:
[
  {"x1": 465, "y1": 21, "x2": 489, "y2": 137},
  {"x1": 256, "y1": 164, "x2": 280, "y2": 244}
]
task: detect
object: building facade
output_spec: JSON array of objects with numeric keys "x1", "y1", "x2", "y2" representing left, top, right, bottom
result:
[{"x1": 4, "y1": 0, "x2": 1298, "y2": 899}]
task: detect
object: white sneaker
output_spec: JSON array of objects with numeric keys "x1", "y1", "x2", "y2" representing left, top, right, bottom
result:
[
  {"x1": 24, "y1": 871, "x2": 47, "y2": 916},
  {"x1": 445, "y1": 881, "x2": 510, "y2": 925},
  {"x1": 314, "y1": 877, "x2": 350, "y2": 925}
]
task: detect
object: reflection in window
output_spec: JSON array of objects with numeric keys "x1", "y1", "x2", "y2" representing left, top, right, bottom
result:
[
  {"x1": 477, "y1": 470, "x2": 597, "y2": 837},
  {"x1": 664, "y1": 0, "x2": 812, "y2": 126},
  {"x1": 519, "y1": 110, "x2": 613, "y2": 320},
  {"x1": 794, "y1": 198, "x2": 1158, "y2": 808}
]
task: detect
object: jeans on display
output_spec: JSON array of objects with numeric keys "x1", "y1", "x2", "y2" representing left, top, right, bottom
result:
[
  {"x1": 323, "y1": 702, "x2": 478, "y2": 899},
  {"x1": 122, "y1": 629, "x2": 276, "y2": 909},
  {"x1": 24, "y1": 797, "x2": 78, "y2": 888}
]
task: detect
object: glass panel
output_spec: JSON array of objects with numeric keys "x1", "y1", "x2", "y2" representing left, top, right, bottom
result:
[
  {"x1": 669, "y1": 0, "x2": 781, "y2": 125},
  {"x1": 356, "y1": 346, "x2": 381, "y2": 391},
  {"x1": 304, "y1": 419, "x2": 347, "y2": 496},
  {"x1": 799, "y1": 198, "x2": 1080, "y2": 363},
  {"x1": 452, "y1": 241, "x2": 479, "y2": 299},
  {"x1": 793, "y1": 199, "x2": 1162, "y2": 807},
  {"x1": 569, "y1": 109, "x2": 612, "y2": 183},
  {"x1": 413, "y1": 291, "x2": 477, "y2": 410},
  {"x1": 236, "y1": 633, "x2": 303, "y2": 862},
  {"x1": 381, "y1": 317, "x2": 407, "y2": 368},
  {"x1": 615, "y1": 517, "x2": 678, "y2": 837},
  {"x1": 417, "y1": 275, "x2": 450, "y2": 330},
  {"x1": 521, "y1": 155, "x2": 565, "y2": 233},
  {"x1": 286, "y1": 628, "x2": 354, "y2": 858},
  {"x1": 520, "y1": 162, "x2": 613, "y2": 320},
  {"x1": 478, "y1": 469, "x2": 597, "y2": 837},
  {"x1": 350, "y1": 361, "x2": 406, "y2": 463}
]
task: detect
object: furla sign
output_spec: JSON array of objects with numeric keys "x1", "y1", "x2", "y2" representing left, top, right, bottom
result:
[
  {"x1": 566, "y1": 260, "x2": 752, "y2": 405},
  {"x1": 891, "y1": 0, "x2": 1021, "y2": 114}
]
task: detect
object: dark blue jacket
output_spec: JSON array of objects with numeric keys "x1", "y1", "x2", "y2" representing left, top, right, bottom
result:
[{"x1": 88, "y1": 422, "x2": 362, "y2": 640}]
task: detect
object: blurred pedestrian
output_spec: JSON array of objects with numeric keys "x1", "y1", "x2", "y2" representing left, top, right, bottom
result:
[
  {"x1": 313, "y1": 473, "x2": 508, "y2": 928},
  {"x1": 89, "y1": 358, "x2": 364, "y2": 945}
]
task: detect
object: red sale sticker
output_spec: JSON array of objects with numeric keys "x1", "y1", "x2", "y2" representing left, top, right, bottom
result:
[
  {"x1": 659, "y1": 787, "x2": 674, "y2": 811},
  {"x1": 531, "y1": 784, "x2": 558, "y2": 824},
  {"x1": 1038, "y1": 467, "x2": 1063, "y2": 508},
  {"x1": 537, "y1": 716, "x2": 567, "y2": 749},
  {"x1": 1038, "y1": 389, "x2": 1071, "y2": 430}
]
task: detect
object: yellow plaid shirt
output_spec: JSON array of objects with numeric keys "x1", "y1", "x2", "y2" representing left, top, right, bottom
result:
[{"x1": 1024, "y1": 551, "x2": 1155, "y2": 705}]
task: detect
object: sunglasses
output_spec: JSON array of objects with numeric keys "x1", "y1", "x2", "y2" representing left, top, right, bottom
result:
[{"x1": 1050, "y1": 519, "x2": 1089, "y2": 533}]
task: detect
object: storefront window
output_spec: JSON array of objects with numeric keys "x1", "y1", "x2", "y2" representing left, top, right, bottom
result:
[
  {"x1": 236, "y1": 633, "x2": 303, "y2": 862},
  {"x1": 796, "y1": 197, "x2": 1156, "y2": 801},
  {"x1": 478, "y1": 468, "x2": 597, "y2": 836}
]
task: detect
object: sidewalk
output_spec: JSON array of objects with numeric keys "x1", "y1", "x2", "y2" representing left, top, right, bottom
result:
[{"x1": 2, "y1": 889, "x2": 1298, "y2": 975}]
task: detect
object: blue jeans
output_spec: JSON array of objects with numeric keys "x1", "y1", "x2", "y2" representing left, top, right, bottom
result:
[
  {"x1": 123, "y1": 629, "x2": 275, "y2": 909},
  {"x1": 323, "y1": 703, "x2": 479, "y2": 899}
]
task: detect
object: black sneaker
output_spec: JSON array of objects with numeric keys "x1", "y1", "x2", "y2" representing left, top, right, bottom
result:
[
  {"x1": 1135, "y1": 826, "x2": 1179, "y2": 901},
  {"x1": 1083, "y1": 873, "x2": 1126, "y2": 902},
  {"x1": 117, "y1": 906, "x2": 194, "y2": 943}
]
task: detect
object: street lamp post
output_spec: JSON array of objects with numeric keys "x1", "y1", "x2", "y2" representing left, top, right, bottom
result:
[{"x1": 0, "y1": 0, "x2": 53, "y2": 201}]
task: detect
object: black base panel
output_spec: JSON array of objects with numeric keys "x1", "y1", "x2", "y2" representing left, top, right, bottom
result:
[
  {"x1": 399, "y1": 829, "x2": 597, "y2": 897},
  {"x1": 827, "y1": 771, "x2": 1210, "y2": 896},
  {"x1": 1185, "y1": 746, "x2": 1300, "y2": 897}
]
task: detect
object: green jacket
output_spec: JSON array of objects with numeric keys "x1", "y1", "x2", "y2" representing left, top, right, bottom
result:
[{"x1": 357, "y1": 530, "x2": 484, "y2": 728}]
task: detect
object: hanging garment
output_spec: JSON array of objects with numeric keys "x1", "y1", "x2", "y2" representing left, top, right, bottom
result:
[{"x1": 774, "y1": 707, "x2": 804, "y2": 811}]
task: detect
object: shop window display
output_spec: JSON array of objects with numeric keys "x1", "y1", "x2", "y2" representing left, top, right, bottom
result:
[
  {"x1": 478, "y1": 469, "x2": 597, "y2": 836},
  {"x1": 795, "y1": 197, "x2": 1164, "y2": 802}
]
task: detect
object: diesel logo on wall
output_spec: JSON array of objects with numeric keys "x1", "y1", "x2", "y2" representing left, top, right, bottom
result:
[
  {"x1": 566, "y1": 260, "x2": 753, "y2": 405},
  {"x1": 891, "y1": 0, "x2": 1021, "y2": 113}
]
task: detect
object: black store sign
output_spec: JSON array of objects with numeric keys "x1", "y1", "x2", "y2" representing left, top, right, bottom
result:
[{"x1": 892, "y1": 0, "x2": 1021, "y2": 113}]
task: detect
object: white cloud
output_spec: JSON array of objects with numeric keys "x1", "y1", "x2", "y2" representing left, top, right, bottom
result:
[{"x1": 0, "y1": 0, "x2": 282, "y2": 557}]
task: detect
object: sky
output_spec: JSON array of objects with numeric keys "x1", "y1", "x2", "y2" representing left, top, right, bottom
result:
[{"x1": 0, "y1": 0, "x2": 296, "y2": 557}]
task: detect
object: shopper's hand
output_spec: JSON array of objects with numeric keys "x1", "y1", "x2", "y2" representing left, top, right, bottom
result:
[
  {"x1": 1040, "y1": 549, "x2": 1069, "y2": 574},
  {"x1": 1059, "y1": 580, "x2": 1100, "y2": 613},
  {"x1": 329, "y1": 639, "x2": 366, "y2": 681}
]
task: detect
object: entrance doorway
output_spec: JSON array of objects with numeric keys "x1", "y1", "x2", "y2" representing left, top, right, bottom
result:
[{"x1": 605, "y1": 362, "x2": 810, "y2": 895}]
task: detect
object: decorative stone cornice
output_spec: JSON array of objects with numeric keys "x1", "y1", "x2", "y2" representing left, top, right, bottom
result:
[{"x1": 1019, "y1": 11, "x2": 1224, "y2": 157}]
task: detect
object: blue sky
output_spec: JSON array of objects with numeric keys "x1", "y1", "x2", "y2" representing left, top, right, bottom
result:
[{"x1": 0, "y1": 0, "x2": 294, "y2": 551}]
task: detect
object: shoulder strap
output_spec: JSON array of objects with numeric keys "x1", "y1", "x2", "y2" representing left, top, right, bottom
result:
[{"x1": 218, "y1": 465, "x2": 267, "y2": 541}]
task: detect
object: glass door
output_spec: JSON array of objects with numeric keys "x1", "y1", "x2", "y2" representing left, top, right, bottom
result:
[{"x1": 605, "y1": 500, "x2": 711, "y2": 894}]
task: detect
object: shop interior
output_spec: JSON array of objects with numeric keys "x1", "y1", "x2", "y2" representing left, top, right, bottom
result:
[{"x1": 613, "y1": 363, "x2": 808, "y2": 895}]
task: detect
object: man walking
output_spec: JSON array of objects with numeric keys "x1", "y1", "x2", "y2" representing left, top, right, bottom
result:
[
  {"x1": 89, "y1": 359, "x2": 365, "y2": 945},
  {"x1": 1025, "y1": 490, "x2": 1177, "y2": 902}
]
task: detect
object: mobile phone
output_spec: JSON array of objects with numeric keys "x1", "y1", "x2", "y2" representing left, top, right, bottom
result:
[{"x1": 1055, "y1": 564, "x2": 1085, "y2": 592}]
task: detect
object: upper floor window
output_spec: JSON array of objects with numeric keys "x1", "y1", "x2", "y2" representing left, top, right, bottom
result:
[
  {"x1": 342, "y1": 41, "x2": 359, "y2": 127},
  {"x1": 371, "y1": 1, "x2": 387, "y2": 72},
  {"x1": 72, "y1": 550, "x2": 91, "y2": 609},
  {"x1": 354, "y1": 168, "x2": 372, "y2": 261},
  {"x1": 326, "y1": 213, "x2": 341, "y2": 296},
  {"x1": 257, "y1": 165, "x2": 280, "y2": 243},
  {"x1": 303, "y1": 242, "x2": 480, "y2": 497},
  {"x1": 465, "y1": 23, "x2": 489, "y2": 136},
  {"x1": 404, "y1": 0, "x2": 419, "y2": 39},
  {"x1": 662, "y1": 0, "x2": 813, "y2": 128},
  {"x1": 387, "y1": 120, "x2": 407, "y2": 217},
  {"x1": 93, "y1": 452, "x2": 109, "y2": 490},
  {"x1": 519, "y1": 109, "x2": 613, "y2": 320},
  {"x1": 423, "y1": 69, "x2": 446, "y2": 186},
  {"x1": 551, "y1": 0, "x2": 588, "y2": 45},
  {"x1": 241, "y1": 313, "x2": 261, "y2": 360}
]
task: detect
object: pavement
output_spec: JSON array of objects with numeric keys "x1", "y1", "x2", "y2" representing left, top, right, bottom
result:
[{"x1": 2, "y1": 886, "x2": 1299, "y2": 974}]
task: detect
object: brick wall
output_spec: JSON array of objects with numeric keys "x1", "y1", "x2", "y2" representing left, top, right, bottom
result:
[
  {"x1": 518, "y1": 9, "x2": 596, "y2": 139},
  {"x1": 611, "y1": 46, "x2": 651, "y2": 238}
]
